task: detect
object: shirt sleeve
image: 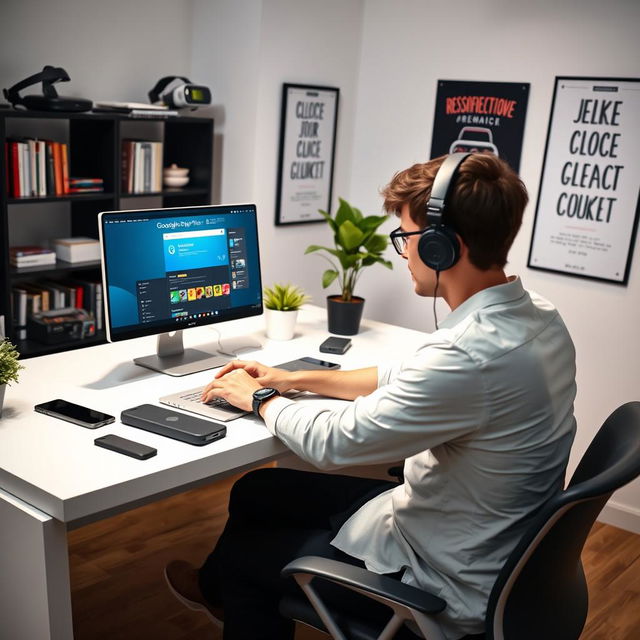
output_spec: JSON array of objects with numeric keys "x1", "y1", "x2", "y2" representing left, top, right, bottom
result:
[{"x1": 264, "y1": 344, "x2": 487, "y2": 470}]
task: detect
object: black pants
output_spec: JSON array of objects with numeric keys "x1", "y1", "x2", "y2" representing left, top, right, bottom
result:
[{"x1": 198, "y1": 467, "x2": 397, "y2": 640}]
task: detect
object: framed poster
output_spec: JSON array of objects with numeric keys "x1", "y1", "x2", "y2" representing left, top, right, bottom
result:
[
  {"x1": 275, "y1": 83, "x2": 339, "y2": 225},
  {"x1": 430, "y1": 79, "x2": 530, "y2": 172},
  {"x1": 528, "y1": 77, "x2": 640, "y2": 285}
]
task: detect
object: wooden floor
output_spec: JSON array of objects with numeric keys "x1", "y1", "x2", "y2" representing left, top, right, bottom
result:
[{"x1": 68, "y1": 468, "x2": 640, "y2": 640}]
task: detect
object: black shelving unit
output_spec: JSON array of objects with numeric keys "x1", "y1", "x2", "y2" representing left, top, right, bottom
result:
[{"x1": 0, "y1": 109, "x2": 213, "y2": 358}]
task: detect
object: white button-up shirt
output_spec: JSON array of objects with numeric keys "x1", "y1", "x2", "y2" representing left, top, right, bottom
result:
[{"x1": 264, "y1": 277, "x2": 577, "y2": 638}]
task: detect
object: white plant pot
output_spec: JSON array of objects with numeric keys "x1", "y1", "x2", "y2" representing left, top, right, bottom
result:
[
  {"x1": 0, "y1": 384, "x2": 6, "y2": 418},
  {"x1": 265, "y1": 308, "x2": 298, "y2": 341}
]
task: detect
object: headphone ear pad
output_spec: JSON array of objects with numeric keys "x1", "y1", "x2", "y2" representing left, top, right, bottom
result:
[{"x1": 418, "y1": 226, "x2": 460, "y2": 271}]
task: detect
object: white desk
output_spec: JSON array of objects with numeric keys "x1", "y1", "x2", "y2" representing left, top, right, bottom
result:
[{"x1": 0, "y1": 306, "x2": 421, "y2": 639}]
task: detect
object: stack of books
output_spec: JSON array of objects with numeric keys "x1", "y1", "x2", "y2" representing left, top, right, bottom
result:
[
  {"x1": 9, "y1": 246, "x2": 57, "y2": 269},
  {"x1": 11, "y1": 278, "x2": 103, "y2": 340},
  {"x1": 93, "y1": 101, "x2": 178, "y2": 118},
  {"x1": 4, "y1": 138, "x2": 71, "y2": 197},
  {"x1": 121, "y1": 140, "x2": 164, "y2": 193},
  {"x1": 68, "y1": 177, "x2": 104, "y2": 193}
]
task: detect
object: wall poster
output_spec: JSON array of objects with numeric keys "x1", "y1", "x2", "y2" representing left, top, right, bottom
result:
[
  {"x1": 528, "y1": 77, "x2": 640, "y2": 284},
  {"x1": 275, "y1": 83, "x2": 339, "y2": 225},
  {"x1": 430, "y1": 79, "x2": 530, "y2": 172}
]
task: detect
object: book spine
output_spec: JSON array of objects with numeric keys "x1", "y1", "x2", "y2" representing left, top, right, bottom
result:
[
  {"x1": 38, "y1": 140, "x2": 47, "y2": 196},
  {"x1": 61, "y1": 143, "x2": 70, "y2": 194},
  {"x1": 45, "y1": 141, "x2": 55, "y2": 196},
  {"x1": 28, "y1": 139, "x2": 37, "y2": 196},
  {"x1": 53, "y1": 142, "x2": 63, "y2": 196},
  {"x1": 19, "y1": 142, "x2": 27, "y2": 198},
  {"x1": 12, "y1": 288, "x2": 27, "y2": 340},
  {"x1": 4, "y1": 142, "x2": 9, "y2": 196},
  {"x1": 143, "y1": 143, "x2": 152, "y2": 192},
  {"x1": 10, "y1": 142, "x2": 20, "y2": 197},
  {"x1": 96, "y1": 283, "x2": 103, "y2": 330}
]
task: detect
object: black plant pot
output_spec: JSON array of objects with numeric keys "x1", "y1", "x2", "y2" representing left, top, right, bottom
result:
[{"x1": 327, "y1": 296, "x2": 365, "y2": 335}]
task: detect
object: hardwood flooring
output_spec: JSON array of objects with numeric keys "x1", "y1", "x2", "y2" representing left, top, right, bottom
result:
[{"x1": 68, "y1": 469, "x2": 640, "y2": 640}]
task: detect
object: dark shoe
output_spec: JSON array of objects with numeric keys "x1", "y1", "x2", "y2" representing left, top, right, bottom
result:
[{"x1": 164, "y1": 560, "x2": 224, "y2": 628}]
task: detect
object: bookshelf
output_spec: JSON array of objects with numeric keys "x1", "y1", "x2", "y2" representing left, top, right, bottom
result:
[{"x1": 0, "y1": 109, "x2": 213, "y2": 358}]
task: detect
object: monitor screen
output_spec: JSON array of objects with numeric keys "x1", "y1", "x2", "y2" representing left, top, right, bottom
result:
[{"x1": 99, "y1": 204, "x2": 263, "y2": 343}]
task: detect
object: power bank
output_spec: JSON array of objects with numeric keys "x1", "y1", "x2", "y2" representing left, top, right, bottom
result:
[{"x1": 121, "y1": 404, "x2": 226, "y2": 446}]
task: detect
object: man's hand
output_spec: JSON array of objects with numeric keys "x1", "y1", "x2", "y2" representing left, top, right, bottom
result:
[
  {"x1": 209, "y1": 360, "x2": 296, "y2": 394},
  {"x1": 200, "y1": 368, "x2": 263, "y2": 412}
]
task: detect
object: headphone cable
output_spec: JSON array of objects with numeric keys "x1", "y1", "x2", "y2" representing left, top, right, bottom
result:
[{"x1": 433, "y1": 270, "x2": 440, "y2": 330}]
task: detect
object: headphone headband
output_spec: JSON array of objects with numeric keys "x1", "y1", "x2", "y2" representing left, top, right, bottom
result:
[{"x1": 425, "y1": 152, "x2": 471, "y2": 227}]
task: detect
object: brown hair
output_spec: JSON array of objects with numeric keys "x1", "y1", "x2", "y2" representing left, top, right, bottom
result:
[{"x1": 381, "y1": 153, "x2": 528, "y2": 269}]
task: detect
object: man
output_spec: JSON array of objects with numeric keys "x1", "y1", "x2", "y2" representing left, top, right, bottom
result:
[{"x1": 165, "y1": 152, "x2": 577, "y2": 639}]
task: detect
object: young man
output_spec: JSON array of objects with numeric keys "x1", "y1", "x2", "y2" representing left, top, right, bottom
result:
[{"x1": 165, "y1": 152, "x2": 577, "y2": 640}]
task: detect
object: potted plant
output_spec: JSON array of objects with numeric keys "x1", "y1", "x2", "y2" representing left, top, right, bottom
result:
[
  {"x1": 0, "y1": 339, "x2": 24, "y2": 418},
  {"x1": 305, "y1": 198, "x2": 392, "y2": 335},
  {"x1": 263, "y1": 283, "x2": 311, "y2": 340}
]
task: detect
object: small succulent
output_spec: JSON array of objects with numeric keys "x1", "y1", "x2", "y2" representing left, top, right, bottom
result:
[{"x1": 263, "y1": 283, "x2": 311, "y2": 311}]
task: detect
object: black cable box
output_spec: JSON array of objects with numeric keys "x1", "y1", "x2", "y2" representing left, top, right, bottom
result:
[{"x1": 121, "y1": 404, "x2": 226, "y2": 446}]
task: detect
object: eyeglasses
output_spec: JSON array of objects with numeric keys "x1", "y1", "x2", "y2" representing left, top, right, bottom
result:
[{"x1": 389, "y1": 227, "x2": 425, "y2": 255}]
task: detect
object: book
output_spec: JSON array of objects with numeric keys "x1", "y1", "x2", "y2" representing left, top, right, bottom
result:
[
  {"x1": 45, "y1": 141, "x2": 55, "y2": 195},
  {"x1": 11, "y1": 287, "x2": 28, "y2": 339},
  {"x1": 94, "y1": 100, "x2": 170, "y2": 111},
  {"x1": 11, "y1": 254, "x2": 57, "y2": 268},
  {"x1": 10, "y1": 245, "x2": 55, "y2": 257},
  {"x1": 68, "y1": 177, "x2": 104, "y2": 186},
  {"x1": 52, "y1": 237, "x2": 100, "y2": 263},
  {"x1": 53, "y1": 141, "x2": 63, "y2": 196},
  {"x1": 61, "y1": 143, "x2": 70, "y2": 194},
  {"x1": 67, "y1": 187, "x2": 104, "y2": 193}
]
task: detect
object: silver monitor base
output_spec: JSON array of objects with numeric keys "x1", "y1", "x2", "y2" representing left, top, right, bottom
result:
[
  {"x1": 134, "y1": 349, "x2": 230, "y2": 377},
  {"x1": 133, "y1": 331, "x2": 230, "y2": 376}
]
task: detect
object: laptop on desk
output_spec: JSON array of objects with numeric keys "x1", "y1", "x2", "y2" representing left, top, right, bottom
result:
[{"x1": 159, "y1": 357, "x2": 341, "y2": 422}]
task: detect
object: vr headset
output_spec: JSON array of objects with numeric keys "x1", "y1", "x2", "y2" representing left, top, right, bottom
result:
[
  {"x1": 3, "y1": 66, "x2": 92, "y2": 112},
  {"x1": 148, "y1": 76, "x2": 212, "y2": 109}
]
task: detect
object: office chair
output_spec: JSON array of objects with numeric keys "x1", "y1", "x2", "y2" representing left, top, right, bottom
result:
[{"x1": 280, "y1": 401, "x2": 640, "y2": 640}]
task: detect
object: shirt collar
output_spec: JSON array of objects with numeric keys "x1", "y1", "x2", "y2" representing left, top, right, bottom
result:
[{"x1": 439, "y1": 276, "x2": 526, "y2": 330}]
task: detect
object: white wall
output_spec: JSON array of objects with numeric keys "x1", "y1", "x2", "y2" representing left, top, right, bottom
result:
[
  {"x1": 349, "y1": 0, "x2": 640, "y2": 530},
  {"x1": 189, "y1": 0, "x2": 365, "y2": 300},
  {"x1": 0, "y1": 0, "x2": 194, "y2": 105}
]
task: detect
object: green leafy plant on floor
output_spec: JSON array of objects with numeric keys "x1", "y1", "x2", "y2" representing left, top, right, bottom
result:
[
  {"x1": 263, "y1": 283, "x2": 311, "y2": 311},
  {"x1": 305, "y1": 198, "x2": 392, "y2": 302},
  {"x1": 0, "y1": 339, "x2": 24, "y2": 386}
]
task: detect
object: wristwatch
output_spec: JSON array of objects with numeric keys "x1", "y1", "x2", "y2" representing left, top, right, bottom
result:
[{"x1": 252, "y1": 387, "x2": 281, "y2": 418}]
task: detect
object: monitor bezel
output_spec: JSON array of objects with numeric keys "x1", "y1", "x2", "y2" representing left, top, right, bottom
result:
[{"x1": 98, "y1": 203, "x2": 263, "y2": 344}]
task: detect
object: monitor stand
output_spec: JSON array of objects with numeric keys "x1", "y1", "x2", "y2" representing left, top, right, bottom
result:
[{"x1": 133, "y1": 330, "x2": 231, "y2": 377}]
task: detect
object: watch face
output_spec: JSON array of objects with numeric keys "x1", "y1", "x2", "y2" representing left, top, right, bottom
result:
[{"x1": 255, "y1": 388, "x2": 274, "y2": 400}]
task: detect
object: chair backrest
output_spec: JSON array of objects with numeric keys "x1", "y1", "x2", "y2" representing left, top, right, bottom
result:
[{"x1": 485, "y1": 401, "x2": 640, "y2": 640}]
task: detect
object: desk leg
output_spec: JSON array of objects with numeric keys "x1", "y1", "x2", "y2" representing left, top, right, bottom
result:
[{"x1": 0, "y1": 489, "x2": 73, "y2": 640}]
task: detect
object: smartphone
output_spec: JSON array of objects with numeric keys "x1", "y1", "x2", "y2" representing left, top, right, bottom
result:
[
  {"x1": 276, "y1": 356, "x2": 341, "y2": 371},
  {"x1": 34, "y1": 399, "x2": 115, "y2": 429},
  {"x1": 319, "y1": 336, "x2": 352, "y2": 355},
  {"x1": 95, "y1": 434, "x2": 157, "y2": 460}
]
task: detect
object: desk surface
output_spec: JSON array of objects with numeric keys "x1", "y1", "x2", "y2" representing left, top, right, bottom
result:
[{"x1": 0, "y1": 306, "x2": 422, "y2": 524}]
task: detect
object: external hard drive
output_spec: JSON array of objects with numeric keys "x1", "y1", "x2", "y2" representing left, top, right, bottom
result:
[{"x1": 121, "y1": 404, "x2": 226, "y2": 446}]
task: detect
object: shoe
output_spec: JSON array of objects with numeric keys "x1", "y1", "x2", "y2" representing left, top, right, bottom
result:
[{"x1": 164, "y1": 560, "x2": 224, "y2": 628}]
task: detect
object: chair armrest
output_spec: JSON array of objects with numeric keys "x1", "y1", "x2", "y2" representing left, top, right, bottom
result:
[{"x1": 281, "y1": 555, "x2": 446, "y2": 615}]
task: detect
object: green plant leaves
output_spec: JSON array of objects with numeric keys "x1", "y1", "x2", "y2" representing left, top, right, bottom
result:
[
  {"x1": 337, "y1": 219, "x2": 365, "y2": 251},
  {"x1": 322, "y1": 269, "x2": 339, "y2": 288},
  {"x1": 305, "y1": 197, "x2": 393, "y2": 300}
]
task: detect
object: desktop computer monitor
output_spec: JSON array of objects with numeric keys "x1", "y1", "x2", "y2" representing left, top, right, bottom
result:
[{"x1": 98, "y1": 204, "x2": 263, "y2": 376}]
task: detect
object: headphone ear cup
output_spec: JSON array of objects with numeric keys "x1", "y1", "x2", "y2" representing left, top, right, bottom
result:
[{"x1": 418, "y1": 226, "x2": 460, "y2": 271}]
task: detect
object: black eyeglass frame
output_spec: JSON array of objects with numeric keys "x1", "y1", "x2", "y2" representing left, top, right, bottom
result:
[{"x1": 389, "y1": 227, "x2": 425, "y2": 255}]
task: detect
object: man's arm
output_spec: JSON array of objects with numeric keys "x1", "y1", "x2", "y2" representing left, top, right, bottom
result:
[{"x1": 287, "y1": 367, "x2": 378, "y2": 400}]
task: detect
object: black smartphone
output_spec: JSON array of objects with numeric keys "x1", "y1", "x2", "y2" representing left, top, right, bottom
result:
[
  {"x1": 94, "y1": 434, "x2": 157, "y2": 460},
  {"x1": 34, "y1": 399, "x2": 115, "y2": 429},
  {"x1": 276, "y1": 356, "x2": 341, "y2": 371},
  {"x1": 319, "y1": 336, "x2": 352, "y2": 355}
]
